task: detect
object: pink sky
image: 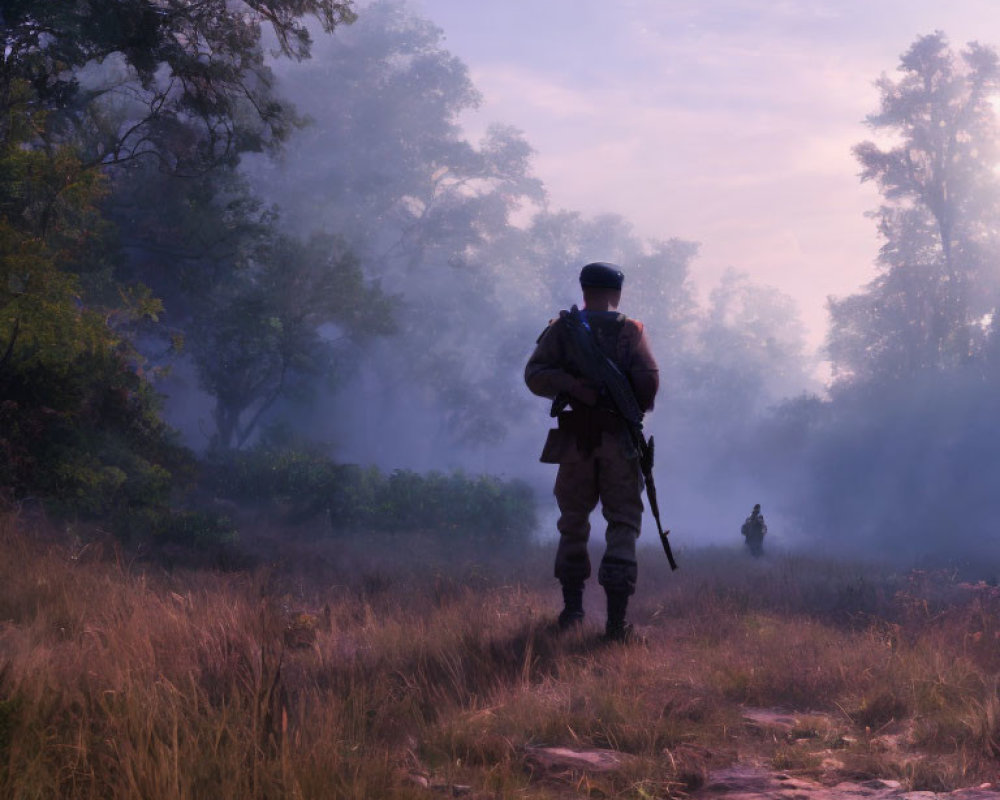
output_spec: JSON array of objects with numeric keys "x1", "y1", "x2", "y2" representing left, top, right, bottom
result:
[{"x1": 413, "y1": 0, "x2": 1000, "y2": 353}]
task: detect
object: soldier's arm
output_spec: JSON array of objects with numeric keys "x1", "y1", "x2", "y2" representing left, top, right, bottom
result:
[
  {"x1": 525, "y1": 319, "x2": 590, "y2": 400},
  {"x1": 626, "y1": 321, "x2": 659, "y2": 412}
]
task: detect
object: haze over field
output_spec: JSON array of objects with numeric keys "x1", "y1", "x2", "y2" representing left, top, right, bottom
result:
[
  {"x1": 221, "y1": 1, "x2": 1000, "y2": 558},
  {"x1": 8, "y1": 6, "x2": 1000, "y2": 795},
  {"x1": 4, "y1": 0, "x2": 1000, "y2": 565}
]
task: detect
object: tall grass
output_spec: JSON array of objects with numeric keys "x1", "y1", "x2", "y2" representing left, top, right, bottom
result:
[{"x1": 2, "y1": 515, "x2": 1000, "y2": 798}]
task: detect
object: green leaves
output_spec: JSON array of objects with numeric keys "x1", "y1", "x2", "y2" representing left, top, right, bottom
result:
[
  {"x1": 0, "y1": 143, "x2": 113, "y2": 370},
  {"x1": 0, "y1": 0, "x2": 356, "y2": 172},
  {"x1": 204, "y1": 443, "x2": 537, "y2": 542},
  {"x1": 200, "y1": 231, "x2": 396, "y2": 449},
  {"x1": 0, "y1": 0, "x2": 364, "y2": 526}
]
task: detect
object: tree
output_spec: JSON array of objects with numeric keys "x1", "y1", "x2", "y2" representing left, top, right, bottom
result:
[
  {"x1": 700, "y1": 269, "x2": 811, "y2": 403},
  {"x1": 239, "y1": 1, "x2": 547, "y2": 448},
  {"x1": 0, "y1": 115, "x2": 183, "y2": 522},
  {"x1": 0, "y1": 0, "x2": 356, "y2": 171},
  {"x1": 0, "y1": 0, "x2": 360, "y2": 520},
  {"x1": 828, "y1": 32, "x2": 1000, "y2": 384},
  {"x1": 784, "y1": 33, "x2": 1000, "y2": 561},
  {"x1": 0, "y1": 0, "x2": 361, "y2": 385},
  {"x1": 0, "y1": 138, "x2": 113, "y2": 373},
  {"x1": 244, "y1": 1, "x2": 542, "y2": 252},
  {"x1": 190, "y1": 231, "x2": 396, "y2": 450}
]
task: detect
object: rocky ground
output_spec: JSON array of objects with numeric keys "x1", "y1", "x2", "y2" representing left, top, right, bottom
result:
[
  {"x1": 696, "y1": 766, "x2": 997, "y2": 800},
  {"x1": 517, "y1": 745, "x2": 1000, "y2": 800},
  {"x1": 503, "y1": 706, "x2": 1000, "y2": 799}
]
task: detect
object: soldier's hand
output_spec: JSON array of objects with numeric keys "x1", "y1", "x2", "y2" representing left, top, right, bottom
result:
[{"x1": 570, "y1": 378, "x2": 600, "y2": 407}]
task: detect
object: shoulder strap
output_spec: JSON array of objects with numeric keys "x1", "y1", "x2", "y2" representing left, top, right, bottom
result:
[{"x1": 562, "y1": 305, "x2": 645, "y2": 432}]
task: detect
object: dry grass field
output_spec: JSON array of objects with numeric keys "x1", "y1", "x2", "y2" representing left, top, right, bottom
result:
[{"x1": 2, "y1": 512, "x2": 1000, "y2": 798}]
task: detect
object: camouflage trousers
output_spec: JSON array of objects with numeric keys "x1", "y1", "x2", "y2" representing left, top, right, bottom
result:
[{"x1": 552, "y1": 431, "x2": 644, "y2": 596}]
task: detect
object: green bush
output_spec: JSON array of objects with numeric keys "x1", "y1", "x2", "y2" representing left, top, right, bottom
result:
[
  {"x1": 3, "y1": 351, "x2": 180, "y2": 502},
  {"x1": 204, "y1": 446, "x2": 537, "y2": 544},
  {"x1": 0, "y1": 350, "x2": 238, "y2": 550}
]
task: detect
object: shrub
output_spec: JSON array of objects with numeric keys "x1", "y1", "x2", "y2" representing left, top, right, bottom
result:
[{"x1": 204, "y1": 445, "x2": 538, "y2": 544}]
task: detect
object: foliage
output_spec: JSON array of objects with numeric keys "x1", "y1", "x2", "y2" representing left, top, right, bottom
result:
[
  {"x1": 0, "y1": 0, "x2": 357, "y2": 171},
  {"x1": 204, "y1": 444, "x2": 537, "y2": 543},
  {"x1": 0, "y1": 343, "x2": 204, "y2": 526},
  {"x1": 0, "y1": 103, "x2": 187, "y2": 535},
  {"x1": 699, "y1": 268, "x2": 810, "y2": 406},
  {"x1": 0, "y1": 0, "x2": 370, "y2": 533},
  {"x1": 98, "y1": 126, "x2": 401, "y2": 447},
  {"x1": 828, "y1": 32, "x2": 1000, "y2": 383},
  {"x1": 188, "y1": 229, "x2": 397, "y2": 449},
  {"x1": 241, "y1": 1, "x2": 550, "y2": 446},
  {"x1": 0, "y1": 120, "x2": 123, "y2": 364},
  {"x1": 152, "y1": 508, "x2": 238, "y2": 548},
  {"x1": 775, "y1": 33, "x2": 1000, "y2": 559},
  {"x1": 332, "y1": 467, "x2": 536, "y2": 541}
]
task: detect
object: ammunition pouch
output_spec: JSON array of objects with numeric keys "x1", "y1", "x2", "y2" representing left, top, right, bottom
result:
[{"x1": 558, "y1": 407, "x2": 625, "y2": 458}]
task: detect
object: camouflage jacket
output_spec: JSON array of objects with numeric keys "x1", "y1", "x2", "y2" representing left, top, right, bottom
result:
[{"x1": 524, "y1": 309, "x2": 659, "y2": 463}]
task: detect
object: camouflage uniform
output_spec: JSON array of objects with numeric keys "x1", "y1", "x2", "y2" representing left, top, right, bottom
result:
[{"x1": 525, "y1": 305, "x2": 659, "y2": 629}]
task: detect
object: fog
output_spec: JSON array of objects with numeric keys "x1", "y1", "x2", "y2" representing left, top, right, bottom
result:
[
  {"x1": 182, "y1": 1, "x2": 814, "y2": 548},
  {"x1": 142, "y1": 3, "x2": 1000, "y2": 566}
]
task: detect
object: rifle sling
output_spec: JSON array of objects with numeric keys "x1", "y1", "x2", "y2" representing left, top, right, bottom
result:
[{"x1": 562, "y1": 307, "x2": 678, "y2": 571}]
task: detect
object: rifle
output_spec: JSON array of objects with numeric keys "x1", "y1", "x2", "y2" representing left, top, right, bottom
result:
[{"x1": 559, "y1": 306, "x2": 678, "y2": 570}]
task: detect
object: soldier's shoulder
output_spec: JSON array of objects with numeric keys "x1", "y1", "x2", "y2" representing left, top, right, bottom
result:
[
  {"x1": 535, "y1": 311, "x2": 570, "y2": 343},
  {"x1": 621, "y1": 316, "x2": 645, "y2": 339}
]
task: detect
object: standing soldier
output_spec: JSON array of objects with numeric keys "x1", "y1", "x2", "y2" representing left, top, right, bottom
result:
[
  {"x1": 524, "y1": 262, "x2": 659, "y2": 642},
  {"x1": 741, "y1": 503, "x2": 767, "y2": 557}
]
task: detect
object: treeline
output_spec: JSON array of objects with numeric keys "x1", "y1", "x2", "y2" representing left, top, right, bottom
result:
[
  {"x1": 224, "y1": 1, "x2": 818, "y2": 527},
  {"x1": 3, "y1": 2, "x2": 994, "y2": 563},
  {"x1": 0, "y1": 0, "x2": 817, "y2": 553},
  {"x1": 754, "y1": 33, "x2": 1000, "y2": 563},
  {"x1": 0, "y1": 1, "x2": 536, "y2": 550}
]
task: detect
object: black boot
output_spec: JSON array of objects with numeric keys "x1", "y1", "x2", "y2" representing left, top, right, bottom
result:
[
  {"x1": 557, "y1": 582, "x2": 585, "y2": 630},
  {"x1": 603, "y1": 590, "x2": 641, "y2": 643}
]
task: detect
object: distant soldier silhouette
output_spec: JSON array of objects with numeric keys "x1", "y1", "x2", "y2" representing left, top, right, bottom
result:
[
  {"x1": 741, "y1": 503, "x2": 767, "y2": 557},
  {"x1": 524, "y1": 262, "x2": 659, "y2": 642}
]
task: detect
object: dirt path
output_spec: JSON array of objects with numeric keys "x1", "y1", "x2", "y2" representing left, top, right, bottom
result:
[
  {"x1": 693, "y1": 708, "x2": 1000, "y2": 800},
  {"x1": 696, "y1": 765, "x2": 999, "y2": 799},
  {"x1": 523, "y1": 706, "x2": 1000, "y2": 799}
]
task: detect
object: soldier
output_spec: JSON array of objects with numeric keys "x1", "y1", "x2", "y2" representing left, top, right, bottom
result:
[
  {"x1": 741, "y1": 503, "x2": 767, "y2": 557},
  {"x1": 524, "y1": 262, "x2": 659, "y2": 642}
]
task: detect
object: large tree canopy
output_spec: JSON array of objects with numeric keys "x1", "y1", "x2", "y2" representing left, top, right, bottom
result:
[
  {"x1": 0, "y1": 0, "x2": 356, "y2": 170},
  {"x1": 828, "y1": 32, "x2": 1000, "y2": 384},
  {"x1": 776, "y1": 33, "x2": 1000, "y2": 561},
  {"x1": 0, "y1": 0, "x2": 364, "y2": 521}
]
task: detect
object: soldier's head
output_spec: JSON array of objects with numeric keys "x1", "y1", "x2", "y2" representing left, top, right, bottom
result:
[
  {"x1": 580, "y1": 262, "x2": 624, "y2": 311},
  {"x1": 753, "y1": 503, "x2": 761, "y2": 514}
]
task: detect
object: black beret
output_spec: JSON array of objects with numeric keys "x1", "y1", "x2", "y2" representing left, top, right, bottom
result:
[{"x1": 579, "y1": 262, "x2": 624, "y2": 290}]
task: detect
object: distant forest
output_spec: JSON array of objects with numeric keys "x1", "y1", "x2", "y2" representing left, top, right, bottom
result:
[{"x1": 1, "y1": 3, "x2": 999, "y2": 562}]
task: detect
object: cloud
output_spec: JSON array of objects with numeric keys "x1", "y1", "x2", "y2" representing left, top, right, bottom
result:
[{"x1": 468, "y1": 66, "x2": 600, "y2": 119}]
